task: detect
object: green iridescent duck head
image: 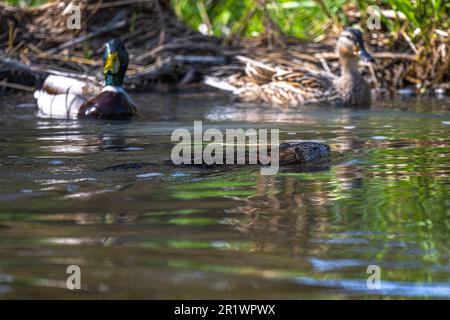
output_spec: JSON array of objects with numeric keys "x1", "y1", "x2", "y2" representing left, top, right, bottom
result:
[
  {"x1": 103, "y1": 38, "x2": 129, "y2": 87},
  {"x1": 337, "y1": 28, "x2": 374, "y2": 63}
]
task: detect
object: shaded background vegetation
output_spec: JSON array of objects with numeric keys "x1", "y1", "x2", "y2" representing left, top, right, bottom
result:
[
  {"x1": 2, "y1": 0, "x2": 449, "y2": 89},
  {"x1": 172, "y1": 0, "x2": 449, "y2": 41},
  {"x1": 7, "y1": 0, "x2": 449, "y2": 44},
  {"x1": 171, "y1": 0, "x2": 449, "y2": 88}
]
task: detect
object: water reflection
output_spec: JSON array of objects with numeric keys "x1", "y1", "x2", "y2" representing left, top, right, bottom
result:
[
  {"x1": 0, "y1": 92, "x2": 448, "y2": 299},
  {"x1": 36, "y1": 120, "x2": 133, "y2": 153}
]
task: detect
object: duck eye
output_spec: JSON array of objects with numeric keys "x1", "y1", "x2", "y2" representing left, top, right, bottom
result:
[{"x1": 342, "y1": 34, "x2": 353, "y2": 40}]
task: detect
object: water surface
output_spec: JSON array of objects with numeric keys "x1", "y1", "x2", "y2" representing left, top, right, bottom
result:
[{"x1": 0, "y1": 91, "x2": 449, "y2": 299}]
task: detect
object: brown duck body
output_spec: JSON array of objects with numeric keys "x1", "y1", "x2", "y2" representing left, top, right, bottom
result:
[
  {"x1": 205, "y1": 28, "x2": 374, "y2": 108},
  {"x1": 78, "y1": 88, "x2": 137, "y2": 120},
  {"x1": 211, "y1": 57, "x2": 371, "y2": 108},
  {"x1": 332, "y1": 53, "x2": 372, "y2": 107}
]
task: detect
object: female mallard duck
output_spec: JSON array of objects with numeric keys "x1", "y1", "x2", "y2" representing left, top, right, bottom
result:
[
  {"x1": 205, "y1": 28, "x2": 374, "y2": 107},
  {"x1": 34, "y1": 39, "x2": 137, "y2": 119}
]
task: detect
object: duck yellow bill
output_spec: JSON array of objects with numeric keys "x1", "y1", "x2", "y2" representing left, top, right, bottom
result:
[{"x1": 104, "y1": 52, "x2": 120, "y2": 74}]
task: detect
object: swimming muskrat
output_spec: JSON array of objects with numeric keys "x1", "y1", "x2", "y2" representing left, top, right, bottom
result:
[
  {"x1": 186, "y1": 141, "x2": 331, "y2": 167},
  {"x1": 278, "y1": 142, "x2": 331, "y2": 165},
  {"x1": 97, "y1": 142, "x2": 331, "y2": 173}
]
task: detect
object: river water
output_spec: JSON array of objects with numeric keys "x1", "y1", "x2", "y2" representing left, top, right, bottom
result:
[{"x1": 0, "y1": 91, "x2": 448, "y2": 299}]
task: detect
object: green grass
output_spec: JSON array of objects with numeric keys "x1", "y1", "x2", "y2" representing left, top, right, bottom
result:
[
  {"x1": 6, "y1": 0, "x2": 47, "y2": 6},
  {"x1": 172, "y1": 0, "x2": 449, "y2": 42},
  {"x1": 7, "y1": 0, "x2": 449, "y2": 42},
  {"x1": 171, "y1": 0, "x2": 351, "y2": 39}
]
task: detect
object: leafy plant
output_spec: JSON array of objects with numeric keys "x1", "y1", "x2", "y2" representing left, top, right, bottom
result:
[
  {"x1": 5, "y1": 0, "x2": 47, "y2": 6},
  {"x1": 171, "y1": 0, "x2": 449, "y2": 41}
]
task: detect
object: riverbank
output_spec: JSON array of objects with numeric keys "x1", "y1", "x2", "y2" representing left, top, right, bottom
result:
[{"x1": 1, "y1": 0, "x2": 449, "y2": 94}]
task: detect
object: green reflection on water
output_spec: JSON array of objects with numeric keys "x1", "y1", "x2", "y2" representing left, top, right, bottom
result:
[{"x1": 0, "y1": 94, "x2": 448, "y2": 298}]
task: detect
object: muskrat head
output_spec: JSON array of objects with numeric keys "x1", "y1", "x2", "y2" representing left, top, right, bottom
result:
[{"x1": 336, "y1": 28, "x2": 374, "y2": 62}]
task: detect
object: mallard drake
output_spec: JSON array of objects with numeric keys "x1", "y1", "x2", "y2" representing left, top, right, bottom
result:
[
  {"x1": 34, "y1": 39, "x2": 137, "y2": 119},
  {"x1": 205, "y1": 28, "x2": 374, "y2": 107}
]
